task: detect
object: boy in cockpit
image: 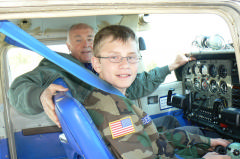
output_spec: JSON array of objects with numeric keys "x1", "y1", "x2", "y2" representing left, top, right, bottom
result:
[{"x1": 83, "y1": 24, "x2": 231, "y2": 159}]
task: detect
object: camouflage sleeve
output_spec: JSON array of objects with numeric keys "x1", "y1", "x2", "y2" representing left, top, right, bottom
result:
[
  {"x1": 131, "y1": 105, "x2": 210, "y2": 158},
  {"x1": 158, "y1": 129, "x2": 211, "y2": 158}
]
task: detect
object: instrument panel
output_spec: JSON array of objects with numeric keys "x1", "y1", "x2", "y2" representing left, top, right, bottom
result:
[
  {"x1": 183, "y1": 60, "x2": 232, "y2": 111},
  {"x1": 181, "y1": 58, "x2": 240, "y2": 139}
]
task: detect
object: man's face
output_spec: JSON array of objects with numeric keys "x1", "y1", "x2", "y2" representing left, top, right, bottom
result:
[
  {"x1": 92, "y1": 37, "x2": 138, "y2": 95},
  {"x1": 67, "y1": 28, "x2": 94, "y2": 63}
]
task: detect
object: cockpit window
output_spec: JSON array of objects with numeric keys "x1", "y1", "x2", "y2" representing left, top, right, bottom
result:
[
  {"x1": 137, "y1": 14, "x2": 232, "y2": 84},
  {"x1": 7, "y1": 44, "x2": 68, "y2": 85}
]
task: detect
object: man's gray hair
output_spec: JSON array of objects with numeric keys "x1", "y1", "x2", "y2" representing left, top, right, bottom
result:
[{"x1": 66, "y1": 23, "x2": 94, "y2": 43}]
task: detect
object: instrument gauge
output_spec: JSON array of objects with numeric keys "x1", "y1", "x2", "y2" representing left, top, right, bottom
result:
[
  {"x1": 186, "y1": 67, "x2": 191, "y2": 75},
  {"x1": 209, "y1": 65, "x2": 217, "y2": 78},
  {"x1": 210, "y1": 80, "x2": 218, "y2": 93},
  {"x1": 219, "y1": 81, "x2": 228, "y2": 94},
  {"x1": 219, "y1": 65, "x2": 227, "y2": 78},
  {"x1": 201, "y1": 79, "x2": 208, "y2": 90},
  {"x1": 194, "y1": 78, "x2": 200, "y2": 90},
  {"x1": 192, "y1": 64, "x2": 199, "y2": 75},
  {"x1": 200, "y1": 65, "x2": 208, "y2": 75}
]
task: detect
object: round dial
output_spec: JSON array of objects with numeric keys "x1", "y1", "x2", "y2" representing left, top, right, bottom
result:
[
  {"x1": 194, "y1": 78, "x2": 200, "y2": 90},
  {"x1": 218, "y1": 65, "x2": 227, "y2": 78},
  {"x1": 201, "y1": 79, "x2": 208, "y2": 90},
  {"x1": 210, "y1": 80, "x2": 218, "y2": 93},
  {"x1": 200, "y1": 65, "x2": 208, "y2": 75},
  {"x1": 209, "y1": 65, "x2": 217, "y2": 78},
  {"x1": 192, "y1": 64, "x2": 199, "y2": 75},
  {"x1": 187, "y1": 67, "x2": 191, "y2": 75},
  {"x1": 219, "y1": 81, "x2": 228, "y2": 94}
]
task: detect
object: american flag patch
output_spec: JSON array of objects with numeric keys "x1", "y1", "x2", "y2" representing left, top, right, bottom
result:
[{"x1": 109, "y1": 116, "x2": 135, "y2": 139}]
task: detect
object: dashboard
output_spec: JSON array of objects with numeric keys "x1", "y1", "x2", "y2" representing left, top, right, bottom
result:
[{"x1": 181, "y1": 53, "x2": 240, "y2": 140}]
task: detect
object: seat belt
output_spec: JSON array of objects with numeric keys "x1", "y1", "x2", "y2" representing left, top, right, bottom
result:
[{"x1": 0, "y1": 20, "x2": 124, "y2": 97}]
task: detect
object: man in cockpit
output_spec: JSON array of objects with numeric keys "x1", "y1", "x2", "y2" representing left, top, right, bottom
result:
[{"x1": 8, "y1": 23, "x2": 193, "y2": 128}]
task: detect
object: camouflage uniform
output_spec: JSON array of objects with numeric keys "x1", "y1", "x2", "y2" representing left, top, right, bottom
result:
[{"x1": 84, "y1": 89, "x2": 211, "y2": 159}]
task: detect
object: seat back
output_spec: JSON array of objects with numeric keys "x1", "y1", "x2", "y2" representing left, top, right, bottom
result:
[{"x1": 53, "y1": 78, "x2": 114, "y2": 159}]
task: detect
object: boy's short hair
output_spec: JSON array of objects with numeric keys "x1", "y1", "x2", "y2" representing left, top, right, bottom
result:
[{"x1": 93, "y1": 25, "x2": 137, "y2": 56}]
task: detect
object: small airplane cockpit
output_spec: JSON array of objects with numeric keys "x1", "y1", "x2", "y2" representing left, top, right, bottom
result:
[{"x1": 168, "y1": 37, "x2": 240, "y2": 140}]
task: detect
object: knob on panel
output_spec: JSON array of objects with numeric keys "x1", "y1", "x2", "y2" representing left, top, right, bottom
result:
[
  {"x1": 213, "y1": 98, "x2": 228, "y2": 114},
  {"x1": 209, "y1": 65, "x2": 217, "y2": 77}
]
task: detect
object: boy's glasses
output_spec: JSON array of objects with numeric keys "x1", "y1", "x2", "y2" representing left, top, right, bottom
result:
[{"x1": 96, "y1": 55, "x2": 142, "y2": 64}]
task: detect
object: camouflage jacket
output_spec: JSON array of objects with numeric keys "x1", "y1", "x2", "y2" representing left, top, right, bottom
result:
[{"x1": 84, "y1": 89, "x2": 211, "y2": 159}]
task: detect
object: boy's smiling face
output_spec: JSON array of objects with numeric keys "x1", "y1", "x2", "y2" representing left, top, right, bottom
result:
[{"x1": 92, "y1": 36, "x2": 139, "y2": 95}]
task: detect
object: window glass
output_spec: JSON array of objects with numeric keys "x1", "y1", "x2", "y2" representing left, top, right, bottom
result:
[
  {"x1": 7, "y1": 44, "x2": 68, "y2": 85},
  {"x1": 137, "y1": 14, "x2": 232, "y2": 83}
]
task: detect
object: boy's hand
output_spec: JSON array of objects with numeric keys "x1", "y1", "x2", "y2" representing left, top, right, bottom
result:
[{"x1": 202, "y1": 152, "x2": 231, "y2": 159}]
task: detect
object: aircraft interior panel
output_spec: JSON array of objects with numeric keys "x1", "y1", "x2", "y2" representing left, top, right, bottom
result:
[
  {"x1": 134, "y1": 81, "x2": 183, "y2": 116},
  {"x1": 179, "y1": 53, "x2": 240, "y2": 140}
]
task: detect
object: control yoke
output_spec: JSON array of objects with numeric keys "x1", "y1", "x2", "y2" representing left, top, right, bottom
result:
[
  {"x1": 214, "y1": 143, "x2": 240, "y2": 159},
  {"x1": 167, "y1": 88, "x2": 188, "y2": 110}
]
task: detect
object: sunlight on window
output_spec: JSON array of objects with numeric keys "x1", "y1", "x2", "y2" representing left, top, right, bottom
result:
[
  {"x1": 48, "y1": 44, "x2": 69, "y2": 53},
  {"x1": 7, "y1": 48, "x2": 43, "y2": 83},
  {"x1": 7, "y1": 44, "x2": 68, "y2": 84},
  {"x1": 137, "y1": 14, "x2": 232, "y2": 83}
]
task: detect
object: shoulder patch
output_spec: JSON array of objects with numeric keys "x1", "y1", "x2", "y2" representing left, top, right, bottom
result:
[
  {"x1": 141, "y1": 114, "x2": 152, "y2": 125},
  {"x1": 109, "y1": 116, "x2": 135, "y2": 139}
]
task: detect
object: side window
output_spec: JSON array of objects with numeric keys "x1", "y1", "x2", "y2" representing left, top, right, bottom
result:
[
  {"x1": 7, "y1": 47, "x2": 43, "y2": 85},
  {"x1": 7, "y1": 44, "x2": 68, "y2": 85},
  {"x1": 137, "y1": 14, "x2": 232, "y2": 84}
]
